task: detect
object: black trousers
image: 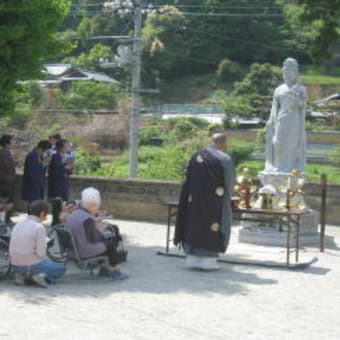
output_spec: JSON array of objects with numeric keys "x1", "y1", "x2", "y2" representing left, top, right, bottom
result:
[
  {"x1": 102, "y1": 225, "x2": 122, "y2": 266},
  {"x1": 0, "y1": 182, "x2": 15, "y2": 223},
  {"x1": 103, "y1": 238, "x2": 120, "y2": 266}
]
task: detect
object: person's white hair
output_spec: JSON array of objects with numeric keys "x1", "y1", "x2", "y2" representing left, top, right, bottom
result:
[{"x1": 81, "y1": 187, "x2": 101, "y2": 206}]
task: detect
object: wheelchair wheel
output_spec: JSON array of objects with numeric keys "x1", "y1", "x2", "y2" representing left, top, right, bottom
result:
[
  {"x1": 0, "y1": 238, "x2": 10, "y2": 279},
  {"x1": 46, "y1": 224, "x2": 67, "y2": 263}
]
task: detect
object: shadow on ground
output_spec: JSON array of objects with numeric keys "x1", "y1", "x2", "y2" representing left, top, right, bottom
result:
[
  {"x1": 1, "y1": 241, "x2": 281, "y2": 304},
  {"x1": 2, "y1": 220, "x2": 337, "y2": 304}
]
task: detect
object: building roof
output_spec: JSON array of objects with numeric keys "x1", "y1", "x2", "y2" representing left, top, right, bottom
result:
[
  {"x1": 44, "y1": 64, "x2": 73, "y2": 76},
  {"x1": 41, "y1": 64, "x2": 119, "y2": 85}
]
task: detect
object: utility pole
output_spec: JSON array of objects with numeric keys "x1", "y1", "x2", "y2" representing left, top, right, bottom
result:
[
  {"x1": 129, "y1": 1, "x2": 142, "y2": 178},
  {"x1": 103, "y1": 0, "x2": 161, "y2": 177}
]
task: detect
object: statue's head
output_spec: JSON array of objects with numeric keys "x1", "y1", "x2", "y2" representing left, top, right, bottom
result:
[{"x1": 282, "y1": 57, "x2": 298, "y2": 86}]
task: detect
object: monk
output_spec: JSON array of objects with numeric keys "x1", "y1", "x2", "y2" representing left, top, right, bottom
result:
[{"x1": 174, "y1": 133, "x2": 235, "y2": 270}]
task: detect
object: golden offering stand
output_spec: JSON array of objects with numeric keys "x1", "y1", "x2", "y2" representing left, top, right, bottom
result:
[
  {"x1": 233, "y1": 167, "x2": 257, "y2": 209},
  {"x1": 260, "y1": 193, "x2": 273, "y2": 210},
  {"x1": 274, "y1": 169, "x2": 306, "y2": 211}
]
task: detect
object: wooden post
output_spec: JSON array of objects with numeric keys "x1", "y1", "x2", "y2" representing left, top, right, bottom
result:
[{"x1": 320, "y1": 174, "x2": 327, "y2": 252}]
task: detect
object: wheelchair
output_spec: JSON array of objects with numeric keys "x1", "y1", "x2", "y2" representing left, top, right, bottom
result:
[
  {"x1": 46, "y1": 198, "x2": 127, "y2": 274},
  {"x1": 0, "y1": 222, "x2": 11, "y2": 279},
  {"x1": 46, "y1": 197, "x2": 74, "y2": 263}
]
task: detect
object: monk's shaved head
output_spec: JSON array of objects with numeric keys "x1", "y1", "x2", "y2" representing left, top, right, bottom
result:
[{"x1": 212, "y1": 132, "x2": 226, "y2": 144}]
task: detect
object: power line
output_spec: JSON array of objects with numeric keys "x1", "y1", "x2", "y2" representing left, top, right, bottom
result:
[
  {"x1": 68, "y1": 10, "x2": 283, "y2": 18},
  {"x1": 173, "y1": 12, "x2": 283, "y2": 17},
  {"x1": 16, "y1": 108, "x2": 120, "y2": 114},
  {"x1": 68, "y1": 2, "x2": 284, "y2": 18},
  {"x1": 72, "y1": 2, "x2": 284, "y2": 10},
  {"x1": 182, "y1": 26, "x2": 288, "y2": 52}
]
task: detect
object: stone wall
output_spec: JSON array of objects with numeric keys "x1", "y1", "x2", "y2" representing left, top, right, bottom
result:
[{"x1": 14, "y1": 175, "x2": 339, "y2": 226}]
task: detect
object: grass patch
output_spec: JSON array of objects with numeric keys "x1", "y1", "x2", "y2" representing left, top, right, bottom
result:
[
  {"x1": 301, "y1": 75, "x2": 340, "y2": 85},
  {"x1": 301, "y1": 65, "x2": 340, "y2": 85}
]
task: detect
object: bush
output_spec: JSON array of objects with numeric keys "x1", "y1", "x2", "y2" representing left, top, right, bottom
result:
[
  {"x1": 237, "y1": 160, "x2": 264, "y2": 175},
  {"x1": 234, "y1": 62, "x2": 281, "y2": 97},
  {"x1": 73, "y1": 148, "x2": 101, "y2": 175},
  {"x1": 92, "y1": 145, "x2": 191, "y2": 180},
  {"x1": 216, "y1": 58, "x2": 242, "y2": 83},
  {"x1": 223, "y1": 96, "x2": 252, "y2": 117},
  {"x1": 139, "y1": 124, "x2": 165, "y2": 145},
  {"x1": 172, "y1": 118, "x2": 198, "y2": 140},
  {"x1": 223, "y1": 117, "x2": 239, "y2": 129},
  {"x1": 329, "y1": 144, "x2": 340, "y2": 167},
  {"x1": 208, "y1": 123, "x2": 224, "y2": 134},
  {"x1": 59, "y1": 82, "x2": 118, "y2": 112},
  {"x1": 138, "y1": 145, "x2": 189, "y2": 180},
  {"x1": 94, "y1": 155, "x2": 129, "y2": 178},
  {"x1": 255, "y1": 128, "x2": 266, "y2": 147},
  {"x1": 7, "y1": 106, "x2": 31, "y2": 129},
  {"x1": 228, "y1": 140, "x2": 255, "y2": 166},
  {"x1": 185, "y1": 116, "x2": 209, "y2": 128},
  {"x1": 248, "y1": 94, "x2": 272, "y2": 119}
]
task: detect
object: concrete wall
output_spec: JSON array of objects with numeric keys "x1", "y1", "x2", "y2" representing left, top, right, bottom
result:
[
  {"x1": 226, "y1": 129, "x2": 340, "y2": 144},
  {"x1": 14, "y1": 175, "x2": 339, "y2": 226}
]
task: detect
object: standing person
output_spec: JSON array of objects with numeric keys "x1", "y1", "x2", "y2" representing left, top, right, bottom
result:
[
  {"x1": 174, "y1": 133, "x2": 235, "y2": 270},
  {"x1": 0, "y1": 134, "x2": 17, "y2": 223},
  {"x1": 46, "y1": 133, "x2": 61, "y2": 163},
  {"x1": 48, "y1": 140, "x2": 71, "y2": 201},
  {"x1": 9, "y1": 200, "x2": 66, "y2": 287},
  {"x1": 265, "y1": 57, "x2": 307, "y2": 173},
  {"x1": 0, "y1": 187, "x2": 12, "y2": 224},
  {"x1": 48, "y1": 133, "x2": 62, "y2": 153},
  {"x1": 48, "y1": 134, "x2": 75, "y2": 167},
  {"x1": 22, "y1": 140, "x2": 52, "y2": 207}
]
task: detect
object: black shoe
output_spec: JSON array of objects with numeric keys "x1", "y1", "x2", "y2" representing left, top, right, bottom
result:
[{"x1": 98, "y1": 266, "x2": 111, "y2": 277}]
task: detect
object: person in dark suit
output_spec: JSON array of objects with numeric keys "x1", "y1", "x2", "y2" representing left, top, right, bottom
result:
[
  {"x1": 0, "y1": 187, "x2": 12, "y2": 224},
  {"x1": 22, "y1": 140, "x2": 51, "y2": 206},
  {"x1": 48, "y1": 140, "x2": 72, "y2": 201}
]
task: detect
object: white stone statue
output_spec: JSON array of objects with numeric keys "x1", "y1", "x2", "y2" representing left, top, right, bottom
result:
[{"x1": 265, "y1": 58, "x2": 307, "y2": 173}]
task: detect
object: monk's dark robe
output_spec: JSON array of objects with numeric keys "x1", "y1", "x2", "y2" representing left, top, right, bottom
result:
[{"x1": 174, "y1": 145, "x2": 235, "y2": 255}]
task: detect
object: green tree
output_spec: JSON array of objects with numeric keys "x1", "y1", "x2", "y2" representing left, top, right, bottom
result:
[
  {"x1": 59, "y1": 81, "x2": 118, "y2": 111},
  {"x1": 0, "y1": 0, "x2": 71, "y2": 115},
  {"x1": 216, "y1": 58, "x2": 242, "y2": 83},
  {"x1": 231, "y1": 63, "x2": 281, "y2": 119},
  {"x1": 234, "y1": 63, "x2": 281, "y2": 96},
  {"x1": 64, "y1": 43, "x2": 116, "y2": 71},
  {"x1": 141, "y1": 0, "x2": 306, "y2": 83},
  {"x1": 142, "y1": 5, "x2": 189, "y2": 84},
  {"x1": 296, "y1": 0, "x2": 340, "y2": 58}
]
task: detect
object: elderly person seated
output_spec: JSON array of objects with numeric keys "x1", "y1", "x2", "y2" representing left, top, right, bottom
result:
[{"x1": 65, "y1": 187, "x2": 128, "y2": 280}]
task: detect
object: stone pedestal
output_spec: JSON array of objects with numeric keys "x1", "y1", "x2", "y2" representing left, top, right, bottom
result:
[
  {"x1": 237, "y1": 170, "x2": 334, "y2": 247},
  {"x1": 258, "y1": 170, "x2": 305, "y2": 189},
  {"x1": 238, "y1": 209, "x2": 323, "y2": 247}
]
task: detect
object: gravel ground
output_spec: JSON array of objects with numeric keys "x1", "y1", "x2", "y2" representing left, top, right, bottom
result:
[{"x1": 1, "y1": 218, "x2": 339, "y2": 340}]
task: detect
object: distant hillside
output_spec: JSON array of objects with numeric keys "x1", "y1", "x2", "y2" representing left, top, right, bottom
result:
[{"x1": 157, "y1": 68, "x2": 340, "y2": 104}]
